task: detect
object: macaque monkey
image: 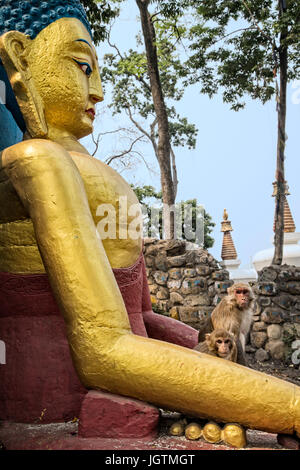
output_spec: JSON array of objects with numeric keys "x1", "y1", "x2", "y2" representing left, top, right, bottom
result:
[
  {"x1": 211, "y1": 282, "x2": 254, "y2": 352},
  {"x1": 194, "y1": 329, "x2": 238, "y2": 362}
]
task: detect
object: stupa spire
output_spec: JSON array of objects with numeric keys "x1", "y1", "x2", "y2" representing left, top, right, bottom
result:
[
  {"x1": 221, "y1": 209, "x2": 238, "y2": 260},
  {"x1": 272, "y1": 181, "x2": 296, "y2": 233}
]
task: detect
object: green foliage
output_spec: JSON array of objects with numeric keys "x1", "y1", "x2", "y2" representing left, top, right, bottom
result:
[
  {"x1": 101, "y1": 16, "x2": 198, "y2": 150},
  {"x1": 80, "y1": 0, "x2": 121, "y2": 43},
  {"x1": 186, "y1": 0, "x2": 300, "y2": 110},
  {"x1": 131, "y1": 186, "x2": 215, "y2": 249}
]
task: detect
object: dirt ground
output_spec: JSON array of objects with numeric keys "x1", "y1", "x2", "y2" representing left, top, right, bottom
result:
[{"x1": 246, "y1": 354, "x2": 300, "y2": 385}]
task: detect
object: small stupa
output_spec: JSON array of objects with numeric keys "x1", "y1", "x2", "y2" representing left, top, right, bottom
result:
[
  {"x1": 252, "y1": 181, "x2": 300, "y2": 272},
  {"x1": 220, "y1": 210, "x2": 257, "y2": 282}
]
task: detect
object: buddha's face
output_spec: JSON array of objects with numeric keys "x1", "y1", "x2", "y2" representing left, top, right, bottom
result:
[{"x1": 25, "y1": 18, "x2": 103, "y2": 139}]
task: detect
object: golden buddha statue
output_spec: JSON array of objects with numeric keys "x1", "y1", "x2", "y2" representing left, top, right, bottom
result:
[{"x1": 0, "y1": 0, "x2": 300, "y2": 438}]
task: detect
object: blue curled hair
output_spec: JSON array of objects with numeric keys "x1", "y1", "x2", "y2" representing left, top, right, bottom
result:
[
  {"x1": 0, "y1": 0, "x2": 92, "y2": 40},
  {"x1": 0, "y1": 0, "x2": 92, "y2": 143}
]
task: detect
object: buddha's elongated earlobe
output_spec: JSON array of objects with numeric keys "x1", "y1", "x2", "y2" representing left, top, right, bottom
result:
[{"x1": 0, "y1": 31, "x2": 47, "y2": 138}]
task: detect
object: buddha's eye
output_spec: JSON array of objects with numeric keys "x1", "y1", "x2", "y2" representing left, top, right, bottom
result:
[{"x1": 73, "y1": 59, "x2": 93, "y2": 77}]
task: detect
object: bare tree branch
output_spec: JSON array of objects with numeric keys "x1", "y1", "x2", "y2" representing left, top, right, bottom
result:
[{"x1": 105, "y1": 135, "x2": 145, "y2": 165}]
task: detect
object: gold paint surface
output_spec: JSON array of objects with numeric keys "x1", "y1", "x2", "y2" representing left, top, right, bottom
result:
[
  {"x1": 221, "y1": 424, "x2": 247, "y2": 448},
  {"x1": 202, "y1": 422, "x2": 222, "y2": 444},
  {"x1": 0, "y1": 17, "x2": 300, "y2": 438},
  {"x1": 169, "y1": 422, "x2": 185, "y2": 437},
  {"x1": 185, "y1": 423, "x2": 202, "y2": 440}
]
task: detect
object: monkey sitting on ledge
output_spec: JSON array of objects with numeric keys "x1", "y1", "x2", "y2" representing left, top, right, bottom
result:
[
  {"x1": 197, "y1": 282, "x2": 255, "y2": 366},
  {"x1": 194, "y1": 329, "x2": 238, "y2": 363}
]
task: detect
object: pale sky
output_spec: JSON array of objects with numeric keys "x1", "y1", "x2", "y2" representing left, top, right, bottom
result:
[{"x1": 82, "y1": 0, "x2": 300, "y2": 268}]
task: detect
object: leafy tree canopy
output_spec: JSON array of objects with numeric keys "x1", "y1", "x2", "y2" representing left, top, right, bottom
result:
[
  {"x1": 102, "y1": 19, "x2": 198, "y2": 150},
  {"x1": 186, "y1": 0, "x2": 300, "y2": 110}
]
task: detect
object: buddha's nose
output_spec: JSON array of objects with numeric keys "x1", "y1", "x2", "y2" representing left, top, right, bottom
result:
[{"x1": 89, "y1": 71, "x2": 104, "y2": 103}]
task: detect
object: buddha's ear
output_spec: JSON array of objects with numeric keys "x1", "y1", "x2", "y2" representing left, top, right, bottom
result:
[{"x1": 0, "y1": 31, "x2": 48, "y2": 138}]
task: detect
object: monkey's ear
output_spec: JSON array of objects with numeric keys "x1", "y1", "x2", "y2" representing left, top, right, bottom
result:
[{"x1": 205, "y1": 333, "x2": 211, "y2": 341}]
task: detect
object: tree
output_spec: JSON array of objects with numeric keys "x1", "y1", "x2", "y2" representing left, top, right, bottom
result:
[
  {"x1": 101, "y1": 2, "x2": 197, "y2": 240},
  {"x1": 132, "y1": 186, "x2": 215, "y2": 249},
  {"x1": 186, "y1": 0, "x2": 300, "y2": 265},
  {"x1": 80, "y1": 0, "x2": 120, "y2": 43}
]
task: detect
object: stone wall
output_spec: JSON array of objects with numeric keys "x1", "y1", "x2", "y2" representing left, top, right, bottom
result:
[
  {"x1": 143, "y1": 238, "x2": 233, "y2": 330},
  {"x1": 248, "y1": 265, "x2": 300, "y2": 366},
  {"x1": 144, "y1": 239, "x2": 300, "y2": 370}
]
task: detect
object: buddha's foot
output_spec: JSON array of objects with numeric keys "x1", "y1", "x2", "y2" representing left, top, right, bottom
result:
[{"x1": 168, "y1": 419, "x2": 247, "y2": 448}]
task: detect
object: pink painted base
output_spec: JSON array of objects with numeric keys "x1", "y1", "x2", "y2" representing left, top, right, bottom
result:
[{"x1": 78, "y1": 390, "x2": 160, "y2": 438}]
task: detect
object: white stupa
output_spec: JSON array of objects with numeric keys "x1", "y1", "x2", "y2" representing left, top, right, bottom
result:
[
  {"x1": 252, "y1": 182, "x2": 300, "y2": 272},
  {"x1": 219, "y1": 209, "x2": 257, "y2": 282}
]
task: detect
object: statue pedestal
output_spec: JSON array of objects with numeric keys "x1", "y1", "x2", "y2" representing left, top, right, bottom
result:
[{"x1": 78, "y1": 390, "x2": 160, "y2": 439}]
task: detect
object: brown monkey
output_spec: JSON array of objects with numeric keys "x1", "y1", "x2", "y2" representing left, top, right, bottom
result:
[
  {"x1": 211, "y1": 282, "x2": 254, "y2": 353},
  {"x1": 194, "y1": 329, "x2": 238, "y2": 362}
]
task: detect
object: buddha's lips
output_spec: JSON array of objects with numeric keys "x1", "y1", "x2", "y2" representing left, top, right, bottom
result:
[{"x1": 86, "y1": 108, "x2": 95, "y2": 120}]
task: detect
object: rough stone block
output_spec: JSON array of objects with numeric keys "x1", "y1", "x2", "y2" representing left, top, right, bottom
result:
[
  {"x1": 185, "y1": 293, "x2": 210, "y2": 306},
  {"x1": 145, "y1": 245, "x2": 159, "y2": 257},
  {"x1": 267, "y1": 324, "x2": 282, "y2": 340},
  {"x1": 197, "y1": 307, "x2": 214, "y2": 322},
  {"x1": 292, "y1": 313, "x2": 300, "y2": 323},
  {"x1": 255, "y1": 282, "x2": 277, "y2": 296},
  {"x1": 149, "y1": 284, "x2": 159, "y2": 295},
  {"x1": 184, "y1": 268, "x2": 197, "y2": 278},
  {"x1": 181, "y1": 277, "x2": 207, "y2": 295},
  {"x1": 252, "y1": 322, "x2": 267, "y2": 332},
  {"x1": 153, "y1": 271, "x2": 169, "y2": 286},
  {"x1": 170, "y1": 292, "x2": 184, "y2": 304},
  {"x1": 167, "y1": 254, "x2": 187, "y2": 268},
  {"x1": 258, "y1": 268, "x2": 278, "y2": 282},
  {"x1": 250, "y1": 331, "x2": 267, "y2": 349},
  {"x1": 252, "y1": 315, "x2": 261, "y2": 322},
  {"x1": 167, "y1": 279, "x2": 182, "y2": 291},
  {"x1": 265, "y1": 340, "x2": 285, "y2": 360},
  {"x1": 261, "y1": 308, "x2": 284, "y2": 324},
  {"x1": 273, "y1": 294, "x2": 295, "y2": 310},
  {"x1": 211, "y1": 271, "x2": 229, "y2": 281},
  {"x1": 178, "y1": 307, "x2": 201, "y2": 324},
  {"x1": 78, "y1": 391, "x2": 160, "y2": 438},
  {"x1": 214, "y1": 281, "x2": 233, "y2": 294},
  {"x1": 156, "y1": 287, "x2": 169, "y2": 300},
  {"x1": 255, "y1": 348, "x2": 269, "y2": 362},
  {"x1": 165, "y1": 239, "x2": 186, "y2": 257},
  {"x1": 257, "y1": 296, "x2": 271, "y2": 308},
  {"x1": 278, "y1": 282, "x2": 300, "y2": 295},
  {"x1": 154, "y1": 254, "x2": 168, "y2": 272},
  {"x1": 168, "y1": 268, "x2": 182, "y2": 280},
  {"x1": 196, "y1": 266, "x2": 211, "y2": 276},
  {"x1": 145, "y1": 256, "x2": 154, "y2": 268}
]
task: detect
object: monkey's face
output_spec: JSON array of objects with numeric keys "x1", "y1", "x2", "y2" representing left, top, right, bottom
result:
[
  {"x1": 216, "y1": 338, "x2": 232, "y2": 358},
  {"x1": 234, "y1": 288, "x2": 250, "y2": 308}
]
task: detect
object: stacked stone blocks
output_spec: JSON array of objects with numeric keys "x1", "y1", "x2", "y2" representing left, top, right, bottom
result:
[
  {"x1": 144, "y1": 238, "x2": 232, "y2": 331},
  {"x1": 250, "y1": 265, "x2": 300, "y2": 365}
]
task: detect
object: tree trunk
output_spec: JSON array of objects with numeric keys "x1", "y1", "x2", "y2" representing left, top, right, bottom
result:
[
  {"x1": 136, "y1": 0, "x2": 175, "y2": 239},
  {"x1": 272, "y1": 1, "x2": 288, "y2": 265}
]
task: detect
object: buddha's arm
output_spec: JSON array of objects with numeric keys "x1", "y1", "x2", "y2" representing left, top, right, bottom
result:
[
  {"x1": 2, "y1": 139, "x2": 300, "y2": 438},
  {"x1": 2, "y1": 140, "x2": 131, "y2": 335}
]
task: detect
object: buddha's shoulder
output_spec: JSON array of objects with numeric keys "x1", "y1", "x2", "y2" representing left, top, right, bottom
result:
[{"x1": 1, "y1": 139, "x2": 75, "y2": 169}]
